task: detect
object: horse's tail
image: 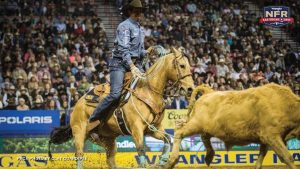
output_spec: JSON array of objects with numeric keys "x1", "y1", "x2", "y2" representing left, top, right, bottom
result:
[
  {"x1": 48, "y1": 125, "x2": 73, "y2": 159},
  {"x1": 187, "y1": 84, "x2": 214, "y2": 117}
]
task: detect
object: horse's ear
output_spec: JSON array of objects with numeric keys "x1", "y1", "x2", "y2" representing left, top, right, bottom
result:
[
  {"x1": 178, "y1": 47, "x2": 185, "y2": 53},
  {"x1": 171, "y1": 47, "x2": 180, "y2": 58}
]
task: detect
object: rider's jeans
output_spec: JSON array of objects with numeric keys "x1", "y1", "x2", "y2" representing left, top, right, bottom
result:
[
  {"x1": 89, "y1": 58, "x2": 126, "y2": 122},
  {"x1": 89, "y1": 57, "x2": 143, "y2": 122}
]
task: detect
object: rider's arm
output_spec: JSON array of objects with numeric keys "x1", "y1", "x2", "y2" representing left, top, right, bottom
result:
[
  {"x1": 116, "y1": 24, "x2": 133, "y2": 66},
  {"x1": 140, "y1": 42, "x2": 147, "y2": 58}
]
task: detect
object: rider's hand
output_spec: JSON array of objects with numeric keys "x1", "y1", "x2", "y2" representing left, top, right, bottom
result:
[
  {"x1": 130, "y1": 64, "x2": 144, "y2": 78},
  {"x1": 146, "y1": 46, "x2": 154, "y2": 55}
]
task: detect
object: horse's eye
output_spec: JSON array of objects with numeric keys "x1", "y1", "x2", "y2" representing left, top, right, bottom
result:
[{"x1": 180, "y1": 65, "x2": 185, "y2": 69}]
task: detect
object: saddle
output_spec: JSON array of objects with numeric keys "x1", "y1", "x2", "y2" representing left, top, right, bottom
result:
[
  {"x1": 84, "y1": 72, "x2": 132, "y2": 108},
  {"x1": 84, "y1": 72, "x2": 165, "y2": 135}
]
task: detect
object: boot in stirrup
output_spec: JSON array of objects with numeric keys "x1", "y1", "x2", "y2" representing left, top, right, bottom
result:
[{"x1": 87, "y1": 120, "x2": 101, "y2": 143}]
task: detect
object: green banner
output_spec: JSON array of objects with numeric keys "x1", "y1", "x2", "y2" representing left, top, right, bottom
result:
[{"x1": 1, "y1": 137, "x2": 298, "y2": 154}]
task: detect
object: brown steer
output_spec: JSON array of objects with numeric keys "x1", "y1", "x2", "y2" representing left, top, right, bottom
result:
[{"x1": 166, "y1": 83, "x2": 300, "y2": 169}]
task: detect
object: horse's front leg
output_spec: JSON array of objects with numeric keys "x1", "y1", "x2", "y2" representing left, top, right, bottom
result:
[
  {"x1": 132, "y1": 127, "x2": 147, "y2": 168},
  {"x1": 96, "y1": 137, "x2": 117, "y2": 169},
  {"x1": 72, "y1": 124, "x2": 86, "y2": 169},
  {"x1": 148, "y1": 126, "x2": 171, "y2": 166}
]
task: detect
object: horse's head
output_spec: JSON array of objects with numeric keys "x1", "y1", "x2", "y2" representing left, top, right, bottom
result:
[{"x1": 166, "y1": 47, "x2": 195, "y2": 96}]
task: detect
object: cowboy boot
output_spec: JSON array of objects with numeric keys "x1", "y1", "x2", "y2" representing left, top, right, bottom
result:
[{"x1": 86, "y1": 120, "x2": 101, "y2": 143}]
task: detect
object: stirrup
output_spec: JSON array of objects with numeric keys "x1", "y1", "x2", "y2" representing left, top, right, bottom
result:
[
  {"x1": 86, "y1": 120, "x2": 101, "y2": 132},
  {"x1": 90, "y1": 132, "x2": 100, "y2": 143}
]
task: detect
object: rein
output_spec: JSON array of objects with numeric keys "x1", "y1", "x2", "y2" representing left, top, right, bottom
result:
[{"x1": 145, "y1": 54, "x2": 192, "y2": 98}]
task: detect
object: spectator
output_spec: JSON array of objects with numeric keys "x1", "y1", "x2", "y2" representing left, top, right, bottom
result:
[
  {"x1": 0, "y1": 0, "x2": 299, "y2": 121},
  {"x1": 46, "y1": 99, "x2": 58, "y2": 110},
  {"x1": 216, "y1": 59, "x2": 229, "y2": 77},
  {"x1": 78, "y1": 76, "x2": 91, "y2": 94},
  {"x1": 17, "y1": 86, "x2": 32, "y2": 108},
  {"x1": 0, "y1": 96, "x2": 3, "y2": 109},
  {"x1": 16, "y1": 98, "x2": 30, "y2": 111},
  {"x1": 3, "y1": 85, "x2": 17, "y2": 108},
  {"x1": 170, "y1": 96, "x2": 188, "y2": 109},
  {"x1": 32, "y1": 98, "x2": 44, "y2": 110},
  {"x1": 12, "y1": 63, "x2": 28, "y2": 83}
]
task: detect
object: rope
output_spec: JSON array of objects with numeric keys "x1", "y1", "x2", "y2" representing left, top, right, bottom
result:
[
  {"x1": 130, "y1": 94, "x2": 204, "y2": 169},
  {"x1": 117, "y1": 46, "x2": 200, "y2": 168}
]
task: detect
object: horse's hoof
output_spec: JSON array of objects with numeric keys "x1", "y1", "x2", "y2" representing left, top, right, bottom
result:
[{"x1": 157, "y1": 154, "x2": 169, "y2": 166}]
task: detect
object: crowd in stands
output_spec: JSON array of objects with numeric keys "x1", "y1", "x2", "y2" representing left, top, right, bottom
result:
[
  {"x1": 0, "y1": 0, "x2": 299, "y2": 116},
  {"x1": 142, "y1": 0, "x2": 300, "y2": 108},
  {"x1": 0, "y1": 0, "x2": 108, "y2": 125}
]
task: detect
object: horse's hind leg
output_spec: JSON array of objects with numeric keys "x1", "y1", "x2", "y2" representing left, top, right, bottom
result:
[
  {"x1": 72, "y1": 124, "x2": 87, "y2": 169},
  {"x1": 148, "y1": 126, "x2": 171, "y2": 166},
  {"x1": 97, "y1": 137, "x2": 117, "y2": 169}
]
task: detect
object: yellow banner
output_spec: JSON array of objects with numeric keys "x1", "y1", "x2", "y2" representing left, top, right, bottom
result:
[
  {"x1": 1, "y1": 151, "x2": 300, "y2": 168},
  {"x1": 162, "y1": 109, "x2": 188, "y2": 129}
]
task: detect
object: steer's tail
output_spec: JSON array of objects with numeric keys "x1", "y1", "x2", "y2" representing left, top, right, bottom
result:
[
  {"x1": 48, "y1": 125, "x2": 73, "y2": 159},
  {"x1": 187, "y1": 84, "x2": 214, "y2": 117}
]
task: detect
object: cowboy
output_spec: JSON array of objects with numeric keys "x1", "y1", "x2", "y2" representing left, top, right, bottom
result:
[{"x1": 87, "y1": 0, "x2": 152, "y2": 136}]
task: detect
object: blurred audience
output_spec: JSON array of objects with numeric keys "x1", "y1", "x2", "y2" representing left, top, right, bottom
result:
[{"x1": 1, "y1": 0, "x2": 300, "y2": 116}]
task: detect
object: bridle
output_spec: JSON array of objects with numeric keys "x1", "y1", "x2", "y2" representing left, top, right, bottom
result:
[{"x1": 147, "y1": 53, "x2": 192, "y2": 97}]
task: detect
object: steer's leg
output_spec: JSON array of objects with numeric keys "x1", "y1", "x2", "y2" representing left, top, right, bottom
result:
[
  {"x1": 165, "y1": 118, "x2": 202, "y2": 169},
  {"x1": 255, "y1": 144, "x2": 268, "y2": 169},
  {"x1": 201, "y1": 133, "x2": 214, "y2": 166},
  {"x1": 264, "y1": 135, "x2": 298, "y2": 169}
]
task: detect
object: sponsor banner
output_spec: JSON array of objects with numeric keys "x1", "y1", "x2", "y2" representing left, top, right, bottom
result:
[
  {"x1": 88, "y1": 136, "x2": 137, "y2": 152},
  {"x1": 162, "y1": 109, "x2": 188, "y2": 129},
  {"x1": 116, "y1": 136, "x2": 136, "y2": 151},
  {"x1": 0, "y1": 110, "x2": 60, "y2": 136},
  {"x1": 1, "y1": 151, "x2": 299, "y2": 168}
]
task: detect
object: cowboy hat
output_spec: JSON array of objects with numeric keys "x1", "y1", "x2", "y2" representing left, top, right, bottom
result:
[
  {"x1": 9, "y1": 85, "x2": 15, "y2": 90},
  {"x1": 129, "y1": 0, "x2": 143, "y2": 8},
  {"x1": 122, "y1": 0, "x2": 145, "y2": 17},
  {"x1": 17, "y1": 75, "x2": 24, "y2": 80},
  {"x1": 20, "y1": 86, "x2": 27, "y2": 91},
  {"x1": 34, "y1": 98, "x2": 43, "y2": 104},
  {"x1": 42, "y1": 74, "x2": 49, "y2": 79},
  {"x1": 219, "y1": 58, "x2": 225, "y2": 63}
]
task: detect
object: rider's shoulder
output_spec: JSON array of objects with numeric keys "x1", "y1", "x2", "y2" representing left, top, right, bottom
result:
[{"x1": 117, "y1": 19, "x2": 131, "y2": 30}]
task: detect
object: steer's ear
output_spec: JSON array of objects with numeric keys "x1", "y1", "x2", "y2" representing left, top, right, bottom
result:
[{"x1": 171, "y1": 47, "x2": 181, "y2": 58}]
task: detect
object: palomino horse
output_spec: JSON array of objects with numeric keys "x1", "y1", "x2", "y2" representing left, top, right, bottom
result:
[{"x1": 48, "y1": 47, "x2": 194, "y2": 169}]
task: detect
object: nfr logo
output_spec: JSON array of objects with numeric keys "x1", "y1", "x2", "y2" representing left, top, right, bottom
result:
[{"x1": 260, "y1": 6, "x2": 294, "y2": 27}]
